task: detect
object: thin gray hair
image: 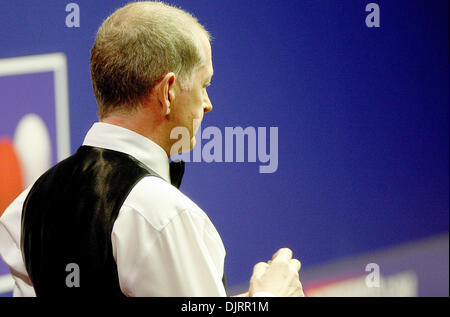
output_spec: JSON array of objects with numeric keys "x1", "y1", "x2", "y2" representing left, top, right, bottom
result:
[{"x1": 90, "y1": 1, "x2": 211, "y2": 119}]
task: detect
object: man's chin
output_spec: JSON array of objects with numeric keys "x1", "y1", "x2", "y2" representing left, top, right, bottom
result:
[{"x1": 174, "y1": 136, "x2": 195, "y2": 155}]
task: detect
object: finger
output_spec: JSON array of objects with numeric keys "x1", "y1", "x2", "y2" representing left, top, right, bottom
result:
[
  {"x1": 289, "y1": 259, "x2": 301, "y2": 272},
  {"x1": 272, "y1": 247, "x2": 292, "y2": 261},
  {"x1": 293, "y1": 287, "x2": 305, "y2": 297},
  {"x1": 298, "y1": 281, "x2": 305, "y2": 297},
  {"x1": 292, "y1": 280, "x2": 304, "y2": 297},
  {"x1": 272, "y1": 248, "x2": 293, "y2": 262},
  {"x1": 252, "y1": 262, "x2": 269, "y2": 279}
]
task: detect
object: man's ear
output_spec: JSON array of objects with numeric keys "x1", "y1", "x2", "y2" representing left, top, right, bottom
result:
[{"x1": 155, "y1": 72, "x2": 176, "y2": 116}]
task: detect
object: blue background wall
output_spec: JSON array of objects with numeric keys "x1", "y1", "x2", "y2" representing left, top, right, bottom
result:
[{"x1": 0, "y1": 0, "x2": 448, "y2": 289}]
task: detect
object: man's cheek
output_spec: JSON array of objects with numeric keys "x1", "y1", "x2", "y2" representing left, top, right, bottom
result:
[{"x1": 192, "y1": 118, "x2": 202, "y2": 134}]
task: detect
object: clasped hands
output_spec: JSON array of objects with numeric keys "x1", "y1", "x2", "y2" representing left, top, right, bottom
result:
[{"x1": 236, "y1": 248, "x2": 304, "y2": 297}]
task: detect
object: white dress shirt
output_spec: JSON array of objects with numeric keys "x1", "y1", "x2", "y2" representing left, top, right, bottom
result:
[{"x1": 0, "y1": 122, "x2": 227, "y2": 297}]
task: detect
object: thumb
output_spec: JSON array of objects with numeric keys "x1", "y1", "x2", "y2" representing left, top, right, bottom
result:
[{"x1": 252, "y1": 262, "x2": 269, "y2": 280}]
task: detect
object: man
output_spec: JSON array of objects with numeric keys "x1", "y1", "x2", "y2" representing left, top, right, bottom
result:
[{"x1": 0, "y1": 1, "x2": 303, "y2": 297}]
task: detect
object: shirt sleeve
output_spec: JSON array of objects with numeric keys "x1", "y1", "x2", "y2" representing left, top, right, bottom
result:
[
  {"x1": 111, "y1": 204, "x2": 227, "y2": 297},
  {"x1": 0, "y1": 185, "x2": 36, "y2": 297}
]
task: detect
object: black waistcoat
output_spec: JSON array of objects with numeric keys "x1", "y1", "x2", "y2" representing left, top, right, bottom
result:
[{"x1": 21, "y1": 146, "x2": 161, "y2": 297}]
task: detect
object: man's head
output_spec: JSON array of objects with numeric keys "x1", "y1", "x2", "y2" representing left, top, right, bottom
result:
[
  {"x1": 90, "y1": 1, "x2": 214, "y2": 156},
  {"x1": 90, "y1": 1, "x2": 212, "y2": 119}
]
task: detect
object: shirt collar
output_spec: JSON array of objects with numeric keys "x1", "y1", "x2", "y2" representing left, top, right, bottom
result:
[{"x1": 82, "y1": 122, "x2": 171, "y2": 183}]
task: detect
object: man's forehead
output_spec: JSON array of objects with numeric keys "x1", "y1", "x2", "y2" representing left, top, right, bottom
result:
[
  {"x1": 196, "y1": 32, "x2": 213, "y2": 79},
  {"x1": 201, "y1": 52, "x2": 214, "y2": 80}
]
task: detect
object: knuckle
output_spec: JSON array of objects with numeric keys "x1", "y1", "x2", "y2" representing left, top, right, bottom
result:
[
  {"x1": 257, "y1": 261, "x2": 268, "y2": 267},
  {"x1": 278, "y1": 258, "x2": 290, "y2": 265},
  {"x1": 280, "y1": 247, "x2": 292, "y2": 255},
  {"x1": 254, "y1": 262, "x2": 268, "y2": 270},
  {"x1": 293, "y1": 259, "x2": 302, "y2": 269}
]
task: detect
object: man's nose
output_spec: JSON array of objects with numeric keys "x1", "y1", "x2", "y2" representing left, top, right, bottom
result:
[{"x1": 204, "y1": 92, "x2": 213, "y2": 113}]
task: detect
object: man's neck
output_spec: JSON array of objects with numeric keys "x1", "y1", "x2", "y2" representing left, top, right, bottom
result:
[{"x1": 101, "y1": 113, "x2": 172, "y2": 158}]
